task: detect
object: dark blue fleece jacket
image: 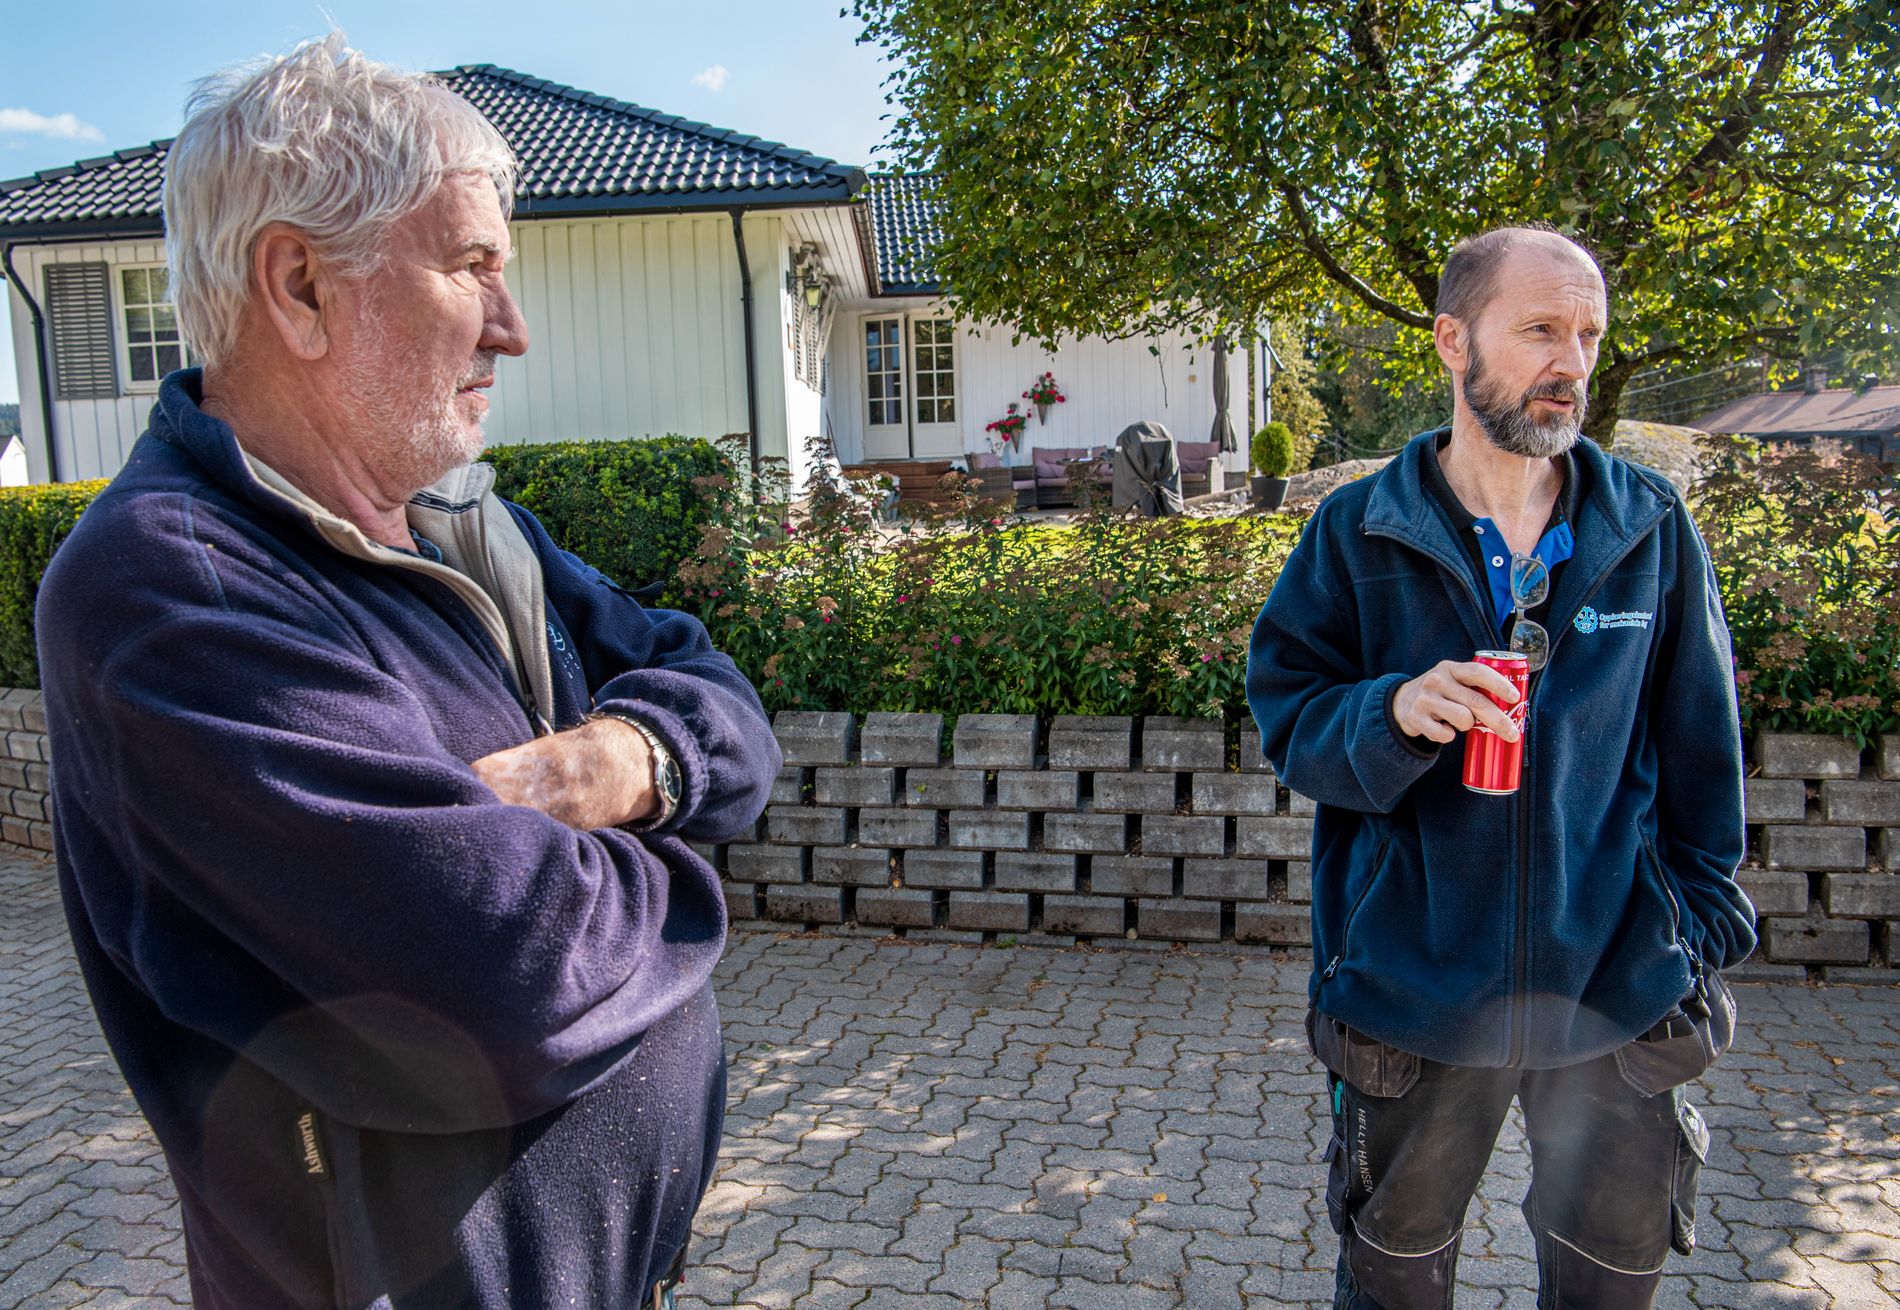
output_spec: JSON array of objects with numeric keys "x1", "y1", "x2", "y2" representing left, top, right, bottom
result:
[
  {"x1": 37, "y1": 371, "x2": 780, "y2": 1308},
  {"x1": 1247, "y1": 431, "x2": 1756, "y2": 1069}
]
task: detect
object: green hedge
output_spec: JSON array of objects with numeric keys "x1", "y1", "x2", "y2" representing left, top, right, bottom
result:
[
  {"x1": 0, "y1": 481, "x2": 108, "y2": 688},
  {"x1": 481, "y1": 435, "x2": 735, "y2": 601}
]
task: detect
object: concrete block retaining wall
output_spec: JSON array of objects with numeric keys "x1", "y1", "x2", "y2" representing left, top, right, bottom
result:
[{"x1": 3, "y1": 689, "x2": 1895, "y2": 980}]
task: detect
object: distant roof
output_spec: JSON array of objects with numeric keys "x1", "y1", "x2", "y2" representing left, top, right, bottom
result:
[
  {"x1": 1694, "y1": 385, "x2": 1900, "y2": 438},
  {"x1": 866, "y1": 173, "x2": 943, "y2": 296},
  {"x1": 0, "y1": 64, "x2": 865, "y2": 240}
]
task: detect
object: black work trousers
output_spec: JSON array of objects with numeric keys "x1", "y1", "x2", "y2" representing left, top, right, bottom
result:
[{"x1": 1323, "y1": 1045, "x2": 1708, "y2": 1310}]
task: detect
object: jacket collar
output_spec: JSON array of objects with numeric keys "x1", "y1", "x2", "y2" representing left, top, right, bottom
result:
[
  {"x1": 1362, "y1": 427, "x2": 1678, "y2": 645},
  {"x1": 150, "y1": 367, "x2": 501, "y2": 543},
  {"x1": 1364, "y1": 428, "x2": 1673, "y2": 555}
]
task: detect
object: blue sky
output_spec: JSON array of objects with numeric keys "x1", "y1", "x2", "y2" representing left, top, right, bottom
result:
[{"x1": 0, "y1": 0, "x2": 900, "y2": 404}]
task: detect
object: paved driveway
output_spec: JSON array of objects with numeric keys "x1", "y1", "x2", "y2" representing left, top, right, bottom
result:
[{"x1": 3, "y1": 848, "x2": 1895, "y2": 1308}]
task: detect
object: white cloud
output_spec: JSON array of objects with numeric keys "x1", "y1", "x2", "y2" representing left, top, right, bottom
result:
[
  {"x1": 0, "y1": 108, "x2": 105, "y2": 143},
  {"x1": 691, "y1": 65, "x2": 729, "y2": 93}
]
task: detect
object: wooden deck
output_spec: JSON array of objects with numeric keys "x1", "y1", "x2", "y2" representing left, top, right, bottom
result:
[{"x1": 839, "y1": 459, "x2": 960, "y2": 505}]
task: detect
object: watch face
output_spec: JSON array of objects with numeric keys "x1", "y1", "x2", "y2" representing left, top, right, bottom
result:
[{"x1": 659, "y1": 757, "x2": 683, "y2": 804}]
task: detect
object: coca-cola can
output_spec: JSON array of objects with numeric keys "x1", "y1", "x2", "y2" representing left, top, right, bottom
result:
[{"x1": 1462, "y1": 650, "x2": 1530, "y2": 795}]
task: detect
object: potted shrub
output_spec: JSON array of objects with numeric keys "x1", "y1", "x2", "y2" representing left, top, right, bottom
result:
[{"x1": 1251, "y1": 421, "x2": 1298, "y2": 510}]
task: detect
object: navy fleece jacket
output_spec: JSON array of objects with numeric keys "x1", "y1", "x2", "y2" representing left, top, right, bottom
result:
[
  {"x1": 1246, "y1": 431, "x2": 1756, "y2": 1069},
  {"x1": 37, "y1": 371, "x2": 780, "y2": 1309}
]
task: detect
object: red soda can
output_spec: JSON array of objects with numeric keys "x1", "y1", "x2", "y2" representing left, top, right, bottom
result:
[{"x1": 1462, "y1": 650, "x2": 1530, "y2": 795}]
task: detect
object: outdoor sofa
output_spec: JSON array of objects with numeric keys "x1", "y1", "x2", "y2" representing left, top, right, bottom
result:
[
  {"x1": 1174, "y1": 441, "x2": 1226, "y2": 500},
  {"x1": 966, "y1": 452, "x2": 1037, "y2": 509},
  {"x1": 1031, "y1": 446, "x2": 1114, "y2": 508}
]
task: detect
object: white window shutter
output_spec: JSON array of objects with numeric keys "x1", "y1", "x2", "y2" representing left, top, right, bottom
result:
[{"x1": 44, "y1": 263, "x2": 118, "y2": 400}]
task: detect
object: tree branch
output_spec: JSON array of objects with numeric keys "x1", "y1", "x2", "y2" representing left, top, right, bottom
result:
[
  {"x1": 1281, "y1": 186, "x2": 1434, "y2": 329},
  {"x1": 1669, "y1": 2, "x2": 1805, "y2": 188}
]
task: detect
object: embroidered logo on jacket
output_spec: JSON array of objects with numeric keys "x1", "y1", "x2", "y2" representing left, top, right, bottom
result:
[{"x1": 1573, "y1": 605, "x2": 1652, "y2": 634}]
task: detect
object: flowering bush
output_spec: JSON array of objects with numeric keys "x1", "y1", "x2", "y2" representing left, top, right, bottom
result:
[
  {"x1": 1024, "y1": 372, "x2": 1066, "y2": 407},
  {"x1": 1692, "y1": 435, "x2": 1899, "y2": 745},
  {"x1": 678, "y1": 437, "x2": 1304, "y2": 719},
  {"x1": 984, "y1": 402, "x2": 1029, "y2": 450}
]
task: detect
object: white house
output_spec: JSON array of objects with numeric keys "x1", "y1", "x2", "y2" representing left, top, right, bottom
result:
[{"x1": 1, "y1": 65, "x2": 1252, "y2": 490}]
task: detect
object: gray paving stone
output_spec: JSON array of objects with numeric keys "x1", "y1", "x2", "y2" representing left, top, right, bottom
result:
[
  {"x1": 1754, "y1": 732, "x2": 1861, "y2": 780},
  {"x1": 1745, "y1": 778, "x2": 1809, "y2": 823},
  {"x1": 812, "y1": 846, "x2": 894, "y2": 888},
  {"x1": 995, "y1": 770, "x2": 1081, "y2": 812},
  {"x1": 1043, "y1": 812, "x2": 1128, "y2": 854},
  {"x1": 993, "y1": 853, "x2": 1078, "y2": 894},
  {"x1": 855, "y1": 807, "x2": 938, "y2": 849},
  {"x1": 900, "y1": 768, "x2": 985, "y2": 810},
  {"x1": 859, "y1": 712, "x2": 942, "y2": 768},
  {"x1": 1237, "y1": 815, "x2": 1313, "y2": 859},
  {"x1": 814, "y1": 766, "x2": 897, "y2": 808},
  {"x1": 1090, "y1": 772, "x2": 1179, "y2": 815},
  {"x1": 1046, "y1": 716, "x2": 1133, "y2": 771},
  {"x1": 900, "y1": 849, "x2": 985, "y2": 891},
  {"x1": 953, "y1": 714, "x2": 1037, "y2": 770},
  {"x1": 1142, "y1": 716, "x2": 1224, "y2": 771},
  {"x1": 1192, "y1": 772, "x2": 1278, "y2": 816},
  {"x1": 948, "y1": 809, "x2": 1031, "y2": 851},
  {"x1": 0, "y1": 846, "x2": 1886, "y2": 1310},
  {"x1": 774, "y1": 711, "x2": 858, "y2": 766},
  {"x1": 1139, "y1": 814, "x2": 1225, "y2": 858},
  {"x1": 1090, "y1": 855, "x2": 1173, "y2": 898}
]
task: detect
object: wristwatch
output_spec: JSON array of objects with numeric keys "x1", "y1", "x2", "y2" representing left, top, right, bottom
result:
[{"x1": 590, "y1": 711, "x2": 682, "y2": 829}]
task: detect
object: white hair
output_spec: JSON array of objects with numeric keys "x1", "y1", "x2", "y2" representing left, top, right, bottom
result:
[{"x1": 163, "y1": 32, "x2": 518, "y2": 366}]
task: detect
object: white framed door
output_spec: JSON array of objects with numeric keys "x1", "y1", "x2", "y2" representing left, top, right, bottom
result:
[
  {"x1": 861, "y1": 315, "x2": 908, "y2": 460},
  {"x1": 908, "y1": 317, "x2": 961, "y2": 458}
]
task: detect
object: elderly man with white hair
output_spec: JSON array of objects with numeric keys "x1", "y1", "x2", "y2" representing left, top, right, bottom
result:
[{"x1": 36, "y1": 34, "x2": 778, "y2": 1310}]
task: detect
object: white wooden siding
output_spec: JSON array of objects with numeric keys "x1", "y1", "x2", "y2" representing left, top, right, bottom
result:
[
  {"x1": 824, "y1": 298, "x2": 1249, "y2": 472},
  {"x1": 493, "y1": 214, "x2": 761, "y2": 452},
  {"x1": 10, "y1": 239, "x2": 174, "y2": 484}
]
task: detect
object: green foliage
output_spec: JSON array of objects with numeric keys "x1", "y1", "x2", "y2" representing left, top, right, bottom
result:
[
  {"x1": 1314, "y1": 322, "x2": 1450, "y2": 457},
  {"x1": 0, "y1": 404, "x2": 19, "y2": 441},
  {"x1": 1692, "y1": 436, "x2": 1899, "y2": 743},
  {"x1": 1266, "y1": 322, "x2": 1331, "y2": 456},
  {"x1": 0, "y1": 481, "x2": 106, "y2": 688},
  {"x1": 681, "y1": 451, "x2": 1305, "y2": 720},
  {"x1": 1252, "y1": 422, "x2": 1296, "y2": 478},
  {"x1": 851, "y1": 0, "x2": 1900, "y2": 440},
  {"x1": 481, "y1": 436, "x2": 735, "y2": 602}
]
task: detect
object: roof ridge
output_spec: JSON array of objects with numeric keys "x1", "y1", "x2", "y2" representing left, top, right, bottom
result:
[{"x1": 443, "y1": 63, "x2": 859, "y2": 183}]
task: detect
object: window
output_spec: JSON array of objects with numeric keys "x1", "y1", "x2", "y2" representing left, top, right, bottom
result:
[
  {"x1": 912, "y1": 319, "x2": 956, "y2": 423},
  {"x1": 865, "y1": 318, "x2": 903, "y2": 425},
  {"x1": 119, "y1": 266, "x2": 187, "y2": 387}
]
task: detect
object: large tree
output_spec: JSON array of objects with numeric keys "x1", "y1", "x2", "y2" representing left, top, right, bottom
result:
[{"x1": 851, "y1": 0, "x2": 1900, "y2": 439}]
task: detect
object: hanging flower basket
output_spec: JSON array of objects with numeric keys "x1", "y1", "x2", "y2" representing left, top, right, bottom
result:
[
  {"x1": 1024, "y1": 372, "x2": 1066, "y2": 425},
  {"x1": 985, "y1": 402, "x2": 1029, "y2": 451}
]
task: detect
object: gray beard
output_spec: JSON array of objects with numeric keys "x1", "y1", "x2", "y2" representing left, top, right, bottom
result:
[{"x1": 1463, "y1": 347, "x2": 1586, "y2": 459}]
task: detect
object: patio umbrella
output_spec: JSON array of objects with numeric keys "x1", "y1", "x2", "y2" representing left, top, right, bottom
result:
[{"x1": 1210, "y1": 335, "x2": 1239, "y2": 453}]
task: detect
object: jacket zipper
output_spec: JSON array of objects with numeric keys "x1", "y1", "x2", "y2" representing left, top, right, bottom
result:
[
  {"x1": 1322, "y1": 830, "x2": 1393, "y2": 982},
  {"x1": 1508, "y1": 673, "x2": 1539, "y2": 1065},
  {"x1": 1367, "y1": 505, "x2": 1671, "y2": 1067},
  {"x1": 1644, "y1": 829, "x2": 1701, "y2": 975}
]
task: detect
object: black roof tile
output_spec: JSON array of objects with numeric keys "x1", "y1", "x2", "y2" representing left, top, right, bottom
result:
[
  {"x1": 865, "y1": 172, "x2": 943, "y2": 295},
  {"x1": 0, "y1": 63, "x2": 865, "y2": 237}
]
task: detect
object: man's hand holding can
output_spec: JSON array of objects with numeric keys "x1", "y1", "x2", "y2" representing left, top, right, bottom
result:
[{"x1": 1392, "y1": 659, "x2": 1523, "y2": 744}]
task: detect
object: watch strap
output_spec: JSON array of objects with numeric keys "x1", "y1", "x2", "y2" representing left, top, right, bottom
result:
[{"x1": 588, "y1": 711, "x2": 680, "y2": 829}]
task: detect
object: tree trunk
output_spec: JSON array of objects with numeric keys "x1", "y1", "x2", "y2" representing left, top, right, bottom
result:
[{"x1": 1585, "y1": 352, "x2": 1645, "y2": 447}]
